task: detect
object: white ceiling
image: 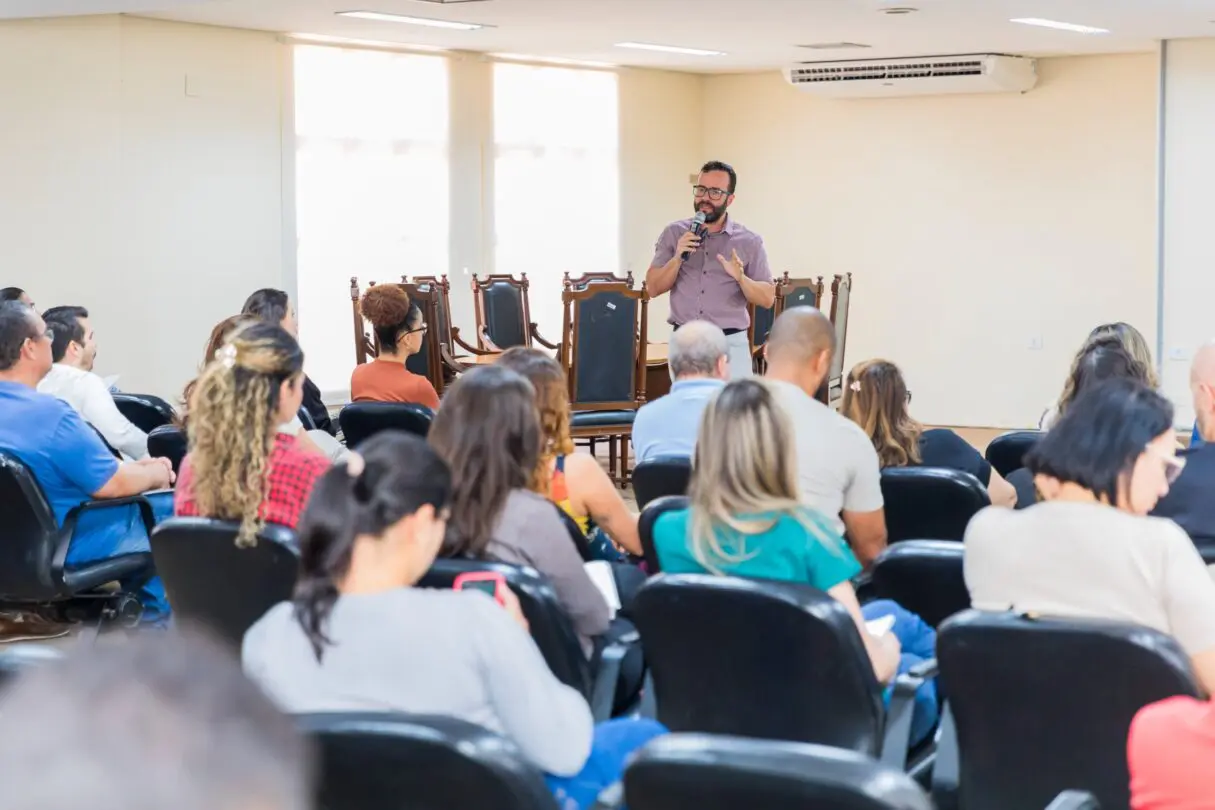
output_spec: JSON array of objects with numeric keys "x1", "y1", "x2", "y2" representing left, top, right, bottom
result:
[{"x1": 6, "y1": 0, "x2": 1215, "y2": 72}]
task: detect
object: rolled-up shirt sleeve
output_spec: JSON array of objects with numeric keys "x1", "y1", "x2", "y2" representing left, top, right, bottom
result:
[{"x1": 650, "y1": 224, "x2": 678, "y2": 268}]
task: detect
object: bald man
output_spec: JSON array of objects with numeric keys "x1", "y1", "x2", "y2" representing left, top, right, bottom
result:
[
  {"x1": 1151, "y1": 341, "x2": 1215, "y2": 551},
  {"x1": 765, "y1": 307, "x2": 887, "y2": 565}
]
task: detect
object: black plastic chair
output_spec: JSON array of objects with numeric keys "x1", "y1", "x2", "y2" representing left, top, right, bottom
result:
[
  {"x1": 637, "y1": 496, "x2": 688, "y2": 574},
  {"x1": 146, "y1": 425, "x2": 187, "y2": 476},
  {"x1": 150, "y1": 517, "x2": 298, "y2": 648},
  {"x1": 869, "y1": 541, "x2": 968, "y2": 629},
  {"x1": 339, "y1": 402, "x2": 433, "y2": 448},
  {"x1": 112, "y1": 393, "x2": 176, "y2": 434},
  {"x1": 632, "y1": 456, "x2": 692, "y2": 511},
  {"x1": 297, "y1": 406, "x2": 317, "y2": 431},
  {"x1": 299, "y1": 712, "x2": 557, "y2": 810},
  {"x1": 631, "y1": 573, "x2": 931, "y2": 770},
  {"x1": 555, "y1": 507, "x2": 594, "y2": 562},
  {"x1": 984, "y1": 430, "x2": 1043, "y2": 478},
  {"x1": 0, "y1": 450, "x2": 155, "y2": 627},
  {"x1": 880, "y1": 468, "x2": 990, "y2": 543},
  {"x1": 935, "y1": 610, "x2": 1202, "y2": 810}
]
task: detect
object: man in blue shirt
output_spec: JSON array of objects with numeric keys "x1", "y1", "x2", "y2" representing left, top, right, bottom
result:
[
  {"x1": 0, "y1": 302, "x2": 175, "y2": 625},
  {"x1": 633, "y1": 320, "x2": 728, "y2": 462}
]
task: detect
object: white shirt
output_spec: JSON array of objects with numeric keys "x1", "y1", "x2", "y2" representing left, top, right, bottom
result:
[{"x1": 37, "y1": 364, "x2": 149, "y2": 460}]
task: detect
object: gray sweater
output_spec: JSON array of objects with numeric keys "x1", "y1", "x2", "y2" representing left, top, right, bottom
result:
[{"x1": 242, "y1": 588, "x2": 594, "y2": 776}]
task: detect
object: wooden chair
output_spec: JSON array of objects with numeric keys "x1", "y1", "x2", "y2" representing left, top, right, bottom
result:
[
  {"x1": 828, "y1": 273, "x2": 853, "y2": 404},
  {"x1": 748, "y1": 273, "x2": 792, "y2": 374},
  {"x1": 559, "y1": 280, "x2": 650, "y2": 487},
  {"x1": 406, "y1": 275, "x2": 485, "y2": 367},
  {"x1": 562, "y1": 271, "x2": 635, "y2": 290},
  {"x1": 349, "y1": 278, "x2": 447, "y2": 397},
  {"x1": 471, "y1": 273, "x2": 559, "y2": 352}
]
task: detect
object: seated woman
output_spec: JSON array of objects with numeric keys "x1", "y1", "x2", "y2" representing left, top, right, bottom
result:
[
  {"x1": 841, "y1": 359, "x2": 1017, "y2": 507},
  {"x1": 496, "y1": 348, "x2": 641, "y2": 558},
  {"x1": 1040, "y1": 322, "x2": 1158, "y2": 430},
  {"x1": 429, "y1": 365, "x2": 611, "y2": 654},
  {"x1": 652, "y1": 378, "x2": 939, "y2": 744},
  {"x1": 241, "y1": 432, "x2": 664, "y2": 810},
  {"x1": 350, "y1": 284, "x2": 440, "y2": 410},
  {"x1": 175, "y1": 322, "x2": 331, "y2": 544},
  {"x1": 965, "y1": 378, "x2": 1215, "y2": 695}
]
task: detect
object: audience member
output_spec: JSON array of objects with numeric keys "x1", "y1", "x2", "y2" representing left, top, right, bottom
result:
[
  {"x1": 174, "y1": 322, "x2": 330, "y2": 544},
  {"x1": 497, "y1": 347, "x2": 641, "y2": 558},
  {"x1": 965, "y1": 378, "x2": 1215, "y2": 694},
  {"x1": 0, "y1": 629, "x2": 310, "y2": 810},
  {"x1": 763, "y1": 307, "x2": 887, "y2": 565},
  {"x1": 0, "y1": 301, "x2": 173, "y2": 624},
  {"x1": 842, "y1": 359, "x2": 1017, "y2": 507},
  {"x1": 1152, "y1": 341, "x2": 1215, "y2": 550},
  {"x1": 37, "y1": 305, "x2": 149, "y2": 460},
  {"x1": 0, "y1": 287, "x2": 33, "y2": 308},
  {"x1": 429, "y1": 365, "x2": 611, "y2": 653},
  {"x1": 651, "y1": 378, "x2": 938, "y2": 743},
  {"x1": 631, "y1": 320, "x2": 727, "y2": 462},
  {"x1": 1041, "y1": 322, "x2": 1157, "y2": 430},
  {"x1": 351, "y1": 284, "x2": 440, "y2": 409},
  {"x1": 242, "y1": 288, "x2": 335, "y2": 436},
  {"x1": 1129, "y1": 695, "x2": 1215, "y2": 810},
  {"x1": 242, "y1": 432, "x2": 663, "y2": 810}
]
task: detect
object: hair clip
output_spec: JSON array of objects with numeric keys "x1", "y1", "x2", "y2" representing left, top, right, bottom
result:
[
  {"x1": 217, "y1": 343, "x2": 238, "y2": 370},
  {"x1": 345, "y1": 453, "x2": 365, "y2": 478},
  {"x1": 849, "y1": 380, "x2": 861, "y2": 392}
]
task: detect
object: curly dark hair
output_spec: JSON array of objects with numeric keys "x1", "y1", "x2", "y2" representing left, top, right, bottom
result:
[{"x1": 360, "y1": 285, "x2": 420, "y2": 351}]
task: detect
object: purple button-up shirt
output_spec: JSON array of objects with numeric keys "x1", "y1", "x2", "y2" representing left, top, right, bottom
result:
[{"x1": 651, "y1": 215, "x2": 772, "y2": 331}]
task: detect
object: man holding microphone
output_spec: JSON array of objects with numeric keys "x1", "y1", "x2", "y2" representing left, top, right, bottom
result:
[{"x1": 647, "y1": 160, "x2": 775, "y2": 380}]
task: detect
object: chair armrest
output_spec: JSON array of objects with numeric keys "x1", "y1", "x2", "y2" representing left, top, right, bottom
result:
[
  {"x1": 590, "y1": 782, "x2": 624, "y2": 810},
  {"x1": 61, "y1": 494, "x2": 156, "y2": 542},
  {"x1": 1045, "y1": 792, "x2": 1099, "y2": 810},
  {"x1": 880, "y1": 657, "x2": 939, "y2": 768},
  {"x1": 590, "y1": 629, "x2": 640, "y2": 722},
  {"x1": 451, "y1": 327, "x2": 496, "y2": 356},
  {"x1": 530, "y1": 323, "x2": 560, "y2": 351},
  {"x1": 478, "y1": 326, "x2": 504, "y2": 353},
  {"x1": 438, "y1": 344, "x2": 468, "y2": 373}
]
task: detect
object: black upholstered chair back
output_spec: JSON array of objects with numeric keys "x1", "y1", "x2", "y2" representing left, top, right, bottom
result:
[
  {"x1": 419, "y1": 558, "x2": 591, "y2": 697},
  {"x1": 870, "y1": 540, "x2": 967, "y2": 628},
  {"x1": 787, "y1": 278, "x2": 824, "y2": 310},
  {"x1": 938, "y1": 610, "x2": 1202, "y2": 810},
  {"x1": 112, "y1": 393, "x2": 176, "y2": 433},
  {"x1": 560, "y1": 282, "x2": 647, "y2": 411},
  {"x1": 147, "y1": 425, "x2": 187, "y2": 475},
  {"x1": 985, "y1": 430, "x2": 1043, "y2": 477},
  {"x1": 479, "y1": 278, "x2": 528, "y2": 349},
  {"x1": 339, "y1": 404, "x2": 433, "y2": 448},
  {"x1": 632, "y1": 456, "x2": 692, "y2": 511},
  {"x1": 299, "y1": 712, "x2": 557, "y2": 810},
  {"x1": 150, "y1": 517, "x2": 298, "y2": 648},
  {"x1": 880, "y1": 467, "x2": 990, "y2": 543},
  {"x1": 632, "y1": 574, "x2": 885, "y2": 752},
  {"x1": 637, "y1": 495, "x2": 689, "y2": 574},
  {"x1": 625, "y1": 734, "x2": 934, "y2": 810},
  {"x1": 0, "y1": 452, "x2": 62, "y2": 599}
]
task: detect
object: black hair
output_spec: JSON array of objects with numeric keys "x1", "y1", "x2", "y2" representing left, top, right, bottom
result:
[
  {"x1": 700, "y1": 160, "x2": 737, "y2": 194},
  {"x1": 241, "y1": 289, "x2": 291, "y2": 326},
  {"x1": 1026, "y1": 378, "x2": 1174, "y2": 505},
  {"x1": 42, "y1": 306, "x2": 88, "y2": 363},
  {"x1": 293, "y1": 431, "x2": 452, "y2": 661},
  {"x1": 0, "y1": 287, "x2": 26, "y2": 304},
  {"x1": 0, "y1": 301, "x2": 37, "y2": 372}
]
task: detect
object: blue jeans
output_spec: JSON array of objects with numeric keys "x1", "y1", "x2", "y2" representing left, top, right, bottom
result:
[
  {"x1": 63, "y1": 491, "x2": 173, "y2": 621},
  {"x1": 545, "y1": 719, "x2": 666, "y2": 810},
  {"x1": 862, "y1": 599, "x2": 939, "y2": 746}
]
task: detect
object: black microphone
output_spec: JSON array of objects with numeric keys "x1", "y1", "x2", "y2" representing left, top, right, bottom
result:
[{"x1": 681, "y1": 211, "x2": 707, "y2": 261}]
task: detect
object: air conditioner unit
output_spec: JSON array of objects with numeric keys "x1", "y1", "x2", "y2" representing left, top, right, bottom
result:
[{"x1": 783, "y1": 54, "x2": 1037, "y2": 99}]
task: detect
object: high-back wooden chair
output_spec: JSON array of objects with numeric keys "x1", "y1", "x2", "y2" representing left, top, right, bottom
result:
[
  {"x1": 562, "y1": 271, "x2": 636, "y2": 290},
  {"x1": 350, "y1": 277, "x2": 378, "y2": 366},
  {"x1": 828, "y1": 273, "x2": 853, "y2": 404},
  {"x1": 747, "y1": 273, "x2": 794, "y2": 374},
  {"x1": 471, "y1": 273, "x2": 559, "y2": 352}
]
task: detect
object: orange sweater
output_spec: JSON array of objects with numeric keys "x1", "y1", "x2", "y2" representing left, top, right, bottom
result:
[{"x1": 350, "y1": 360, "x2": 440, "y2": 410}]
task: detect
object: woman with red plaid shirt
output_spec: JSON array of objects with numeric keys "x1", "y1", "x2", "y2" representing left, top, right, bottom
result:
[{"x1": 175, "y1": 321, "x2": 330, "y2": 544}]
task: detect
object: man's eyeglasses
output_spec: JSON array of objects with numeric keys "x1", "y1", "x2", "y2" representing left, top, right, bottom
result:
[{"x1": 693, "y1": 185, "x2": 729, "y2": 202}]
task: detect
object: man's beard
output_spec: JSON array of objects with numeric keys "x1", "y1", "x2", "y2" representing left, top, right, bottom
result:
[{"x1": 695, "y1": 200, "x2": 728, "y2": 224}]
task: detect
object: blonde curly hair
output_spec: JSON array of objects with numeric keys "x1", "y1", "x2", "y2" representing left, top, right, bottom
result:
[
  {"x1": 495, "y1": 347, "x2": 574, "y2": 496},
  {"x1": 187, "y1": 321, "x2": 305, "y2": 547}
]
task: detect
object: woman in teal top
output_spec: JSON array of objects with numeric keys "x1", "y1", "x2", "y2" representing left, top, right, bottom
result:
[{"x1": 652, "y1": 378, "x2": 939, "y2": 744}]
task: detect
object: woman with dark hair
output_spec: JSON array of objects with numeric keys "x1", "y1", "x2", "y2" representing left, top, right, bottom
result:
[
  {"x1": 965, "y1": 378, "x2": 1215, "y2": 694},
  {"x1": 1041, "y1": 324, "x2": 1157, "y2": 430},
  {"x1": 429, "y1": 365, "x2": 611, "y2": 652},
  {"x1": 241, "y1": 288, "x2": 334, "y2": 436},
  {"x1": 350, "y1": 285, "x2": 439, "y2": 409}
]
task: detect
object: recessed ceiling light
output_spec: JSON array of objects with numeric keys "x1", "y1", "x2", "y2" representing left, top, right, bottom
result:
[
  {"x1": 288, "y1": 32, "x2": 450, "y2": 51},
  {"x1": 491, "y1": 53, "x2": 617, "y2": 69},
  {"x1": 1011, "y1": 17, "x2": 1109, "y2": 34},
  {"x1": 336, "y1": 10, "x2": 488, "y2": 30},
  {"x1": 614, "y1": 42, "x2": 725, "y2": 57}
]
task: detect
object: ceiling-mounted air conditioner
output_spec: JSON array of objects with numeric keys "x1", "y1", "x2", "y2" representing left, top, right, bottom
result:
[{"x1": 783, "y1": 54, "x2": 1037, "y2": 99}]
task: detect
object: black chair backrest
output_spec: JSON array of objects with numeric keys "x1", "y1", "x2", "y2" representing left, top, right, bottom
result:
[
  {"x1": 637, "y1": 495, "x2": 689, "y2": 574},
  {"x1": 870, "y1": 540, "x2": 967, "y2": 628},
  {"x1": 938, "y1": 610, "x2": 1202, "y2": 810},
  {"x1": 0, "y1": 451, "x2": 62, "y2": 599},
  {"x1": 880, "y1": 467, "x2": 990, "y2": 543},
  {"x1": 89, "y1": 424, "x2": 121, "y2": 458},
  {"x1": 419, "y1": 558, "x2": 591, "y2": 697},
  {"x1": 150, "y1": 517, "x2": 299, "y2": 648},
  {"x1": 297, "y1": 406, "x2": 317, "y2": 431},
  {"x1": 112, "y1": 393, "x2": 176, "y2": 433},
  {"x1": 632, "y1": 456, "x2": 692, "y2": 511},
  {"x1": 632, "y1": 574, "x2": 885, "y2": 753},
  {"x1": 482, "y1": 280, "x2": 528, "y2": 349},
  {"x1": 625, "y1": 734, "x2": 933, "y2": 810},
  {"x1": 146, "y1": 425, "x2": 187, "y2": 475},
  {"x1": 338, "y1": 403, "x2": 433, "y2": 448},
  {"x1": 299, "y1": 712, "x2": 557, "y2": 810},
  {"x1": 984, "y1": 430, "x2": 1043, "y2": 477},
  {"x1": 555, "y1": 507, "x2": 593, "y2": 562}
]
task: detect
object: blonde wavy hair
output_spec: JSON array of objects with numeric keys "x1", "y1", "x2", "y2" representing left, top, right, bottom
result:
[
  {"x1": 1053, "y1": 323, "x2": 1158, "y2": 422},
  {"x1": 187, "y1": 321, "x2": 305, "y2": 547},
  {"x1": 689, "y1": 379, "x2": 842, "y2": 574},
  {"x1": 495, "y1": 347, "x2": 574, "y2": 496},
  {"x1": 840, "y1": 359, "x2": 923, "y2": 468}
]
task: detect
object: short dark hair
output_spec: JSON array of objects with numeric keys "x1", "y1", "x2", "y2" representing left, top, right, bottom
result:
[
  {"x1": 0, "y1": 301, "x2": 37, "y2": 372},
  {"x1": 1026, "y1": 378, "x2": 1174, "y2": 505},
  {"x1": 700, "y1": 160, "x2": 737, "y2": 194},
  {"x1": 0, "y1": 287, "x2": 26, "y2": 304},
  {"x1": 42, "y1": 306, "x2": 88, "y2": 363},
  {"x1": 0, "y1": 628, "x2": 311, "y2": 810},
  {"x1": 241, "y1": 288, "x2": 291, "y2": 325}
]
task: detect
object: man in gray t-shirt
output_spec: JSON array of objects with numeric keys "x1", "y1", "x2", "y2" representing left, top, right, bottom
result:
[{"x1": 764, "y1": 308, "x2": 887, "y2": 565}]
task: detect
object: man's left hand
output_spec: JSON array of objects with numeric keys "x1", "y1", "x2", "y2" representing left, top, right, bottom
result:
[{"x1": 718, "y1": 248, "x2": 745, "y2": 282}]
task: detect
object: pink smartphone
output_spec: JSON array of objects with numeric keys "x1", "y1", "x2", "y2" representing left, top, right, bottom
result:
[{"x1": 453, "y1": 572, "x2": 508, "y2": 606}]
